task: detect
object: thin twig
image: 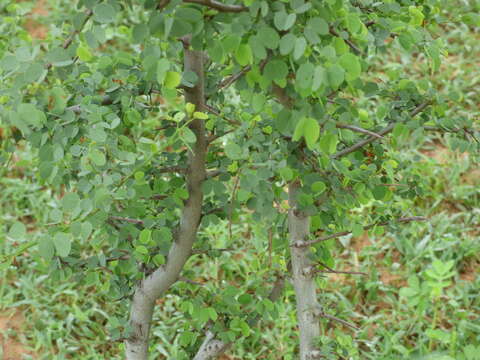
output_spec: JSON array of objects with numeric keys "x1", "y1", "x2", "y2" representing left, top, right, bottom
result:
[
  {"x1": 329, "y1": 27, "x2": 363, "y2": 56},
  {"x1": 201, "y1": 104, "x2": 241, "y2": 126},
  {"x1": 219, "y1": 65, "x2": 251, "y2": 89},
  {"x1": 320, "y1": 313, "x2": 359, "y2": 330},
  {"x1": 206, "y1": 169, "x2": 223, "y2": 178},
  {"x1": 336, "y1": 124, "x2": 384, "y2": 139},
  {"x1": 109, "y1": 216, "x2": 144, "y2": 225},
  {"x1": 191, "y1": 247, "x2": 234, "y2": 255},
  {"x1": 157, "y1": 166, "x2": 186, "y2": 174},
  {"x1": 317, "y1": 262, "x2": 367, "y2": 276},
  {"x1": 332, "y1": 101, "x2": 431, "y2": 159},
  {"x1": 184, "y1": 0, "x2": 247, "y2": 12},
  {"x1": 179, "y1": 276, "x2": 204, "y2": 286},
  {"x1": 46, "y1": 9, "x2": 93, "y2": 70},
  {"x1": 293, "y1": 216, "x2": 427, "y2": 248},
  {"x1": 207, "y1": 129, "x2": 235, "y2": 143}
]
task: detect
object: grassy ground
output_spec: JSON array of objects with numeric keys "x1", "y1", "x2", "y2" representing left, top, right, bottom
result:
[{"x1": 1, "y1": 0, "x2": 478, "y2": 359}]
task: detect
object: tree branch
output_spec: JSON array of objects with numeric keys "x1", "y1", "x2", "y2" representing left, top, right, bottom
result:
[
  {"x1": 313, "y1": 308, "x2": 359, "y2": 331},
  {"x1": 110, "y1": 216, "x2": 145, "y2": 225},
  {"x1": 125, "y1": 36, "x2": 207, "y2": 360},
  {"x1": 336, "y1": 123, "x2": 384, "y2": 139},
  {"x1": 219, "y1": 65, "x2": 251, "y2": 89},
  {"x1": 184, "y1": 0, "x2": 247, "y2": 12},
  {"x1": 201, "y1": 104, "x2": 241, "y2": 126},
  {"x1": 292, "y1": 216, "x2": 427, "y2": 248},
  {"x1": 316, "y1": 262, "x2": 367, "y2": 276},
  {"x1": 332, "y1": 101, "x2": 431, "y2": 159}
]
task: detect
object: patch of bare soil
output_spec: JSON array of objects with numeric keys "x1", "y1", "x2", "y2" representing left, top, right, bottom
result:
[
  {"x1": 0, "y1": 309, "x2": 34, "y2": 360},
  {"x1": 23, "y1": 0, "x2": 49, "y2": 40},
  {"x1": 420, "y1": 142, "x2": 452, "y2": 164},
  {"x1": 459, "y1": 258, "x2": 479, "y2": 282}
]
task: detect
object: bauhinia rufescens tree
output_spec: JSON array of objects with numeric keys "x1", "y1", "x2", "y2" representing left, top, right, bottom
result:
[{"x1": 2, "y1": 0, "x2": 478, "y2": 359}]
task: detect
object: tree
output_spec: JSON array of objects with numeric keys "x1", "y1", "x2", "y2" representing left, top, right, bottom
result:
[{"x1": 1, "y1": 0, "x2": 477, "y2": 359}]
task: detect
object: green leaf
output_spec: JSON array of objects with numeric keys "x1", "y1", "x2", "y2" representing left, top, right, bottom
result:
[
  {"x1": 193, "y1": 111, "x2": 208, "y2": 120},
  {"x1": 180, "y1": 127, "x2": 197, "y2": 143},
  {"x1": 409, "y1": 6, "x2": 425, "y2": 27},
  {"x1": 303, "y1": 117, "x2": 320, "y2": 149},
  {"x1": 264, "y1": 60, "x2": 288, "y2": 82},
  {"x1": 257, "y1": 26, "x2": 280, "y2": 50},
  {"x1": 319, "y1": 133, "x2": 338, "y2": 154},
  {"x1": 296, "y1": 62, "x2": 314, "y2": 90},
  {"x1": 18, "y1": 103, "x2": 46, "y2": 129},
  {"x1": 279, "y1": 167, "x2": 293, "y2": 181},
  {"x1": 274, "y1": 11, "x2": 296, "y2": 31},
  {"x1": 153, "y1": 254, "x2": 165, "y2": 265},
  {"x1": 293, "y1": 37, "x2": 307, "y2": 60},
  {"x1": 238, "y1": 293, "x2": 252, "y2": 305},
  {"x1": 53, "y1": 232, "x2": 72, "y2": 257},
  {"x1": 93, "y1": 3, "x2": 116, "y2": 23},
  {"x1": 139, "y1": 229, "x2": 151, "y2": 244},
  {"x1": 249, "y1": 35, "x2": 267, "y2": 59},
  {"x1": 312, "y1": 65, "x2": 326, "y2": 91},
  {"x1": 8, "y1": 222, "x2": 26, "y2": 240},
  {"x1": 90, "y1": 149, "x2": 106, "y2": 166},
  {"x1": 38, "y1": 235, "x2": 55, "y2": 261},
  {"x1": 352, "y1": 223, "x2": 364, "y2": 237},
  {"x1": 156, "y1": 59, "x2": 170, "y2": 84},
  {"x1": 252, "y1": 93, "x2": 266, "y2": 112},
  {"x1": 225, "y1": 143, "x2": 243, "y2": 160},
  {"x1": 339, "y1": 53, "x2": 361, "y2": 81},
  {"x1": 292, "y1": 117, "x2": 307, "y2": 142},
  {"x1": 346, "y1": 13, "x2": 362, "y2": 34},
  {"x1": 164, "y1": 71, "x2": 181, "y2": 89},
  {"x1": 24, "y1": 62, "x2": 45, "y2": 83},
  {"x1": 76, "y1": 45, "x2": 93, "y2": 62},
  {"x1": 327, "y1": 64, "x2": 345, "y2": 89},
  {"x1": 135, "y1": 245, "x2": 149, "y2": 255},
  {"x1": 279, "y1": 34, "x2": 296, "y2": 55},
  {"x1": 222, "y1": 35, "x2": 241, "y2": 53},
  {"x1": 62, "y1": 193, "x2": 80, "y2": 213},
  {"x1": 235, "y1": 44, "x2": 252, "y2": 66},
  {"x1": 307, "y1": 17, "x2": 329, "y2": 35},
  {"x1": 132, "y1": 23, "x2": 149, "y2": 44},
  {"x1": 311, "y1": 181, "x2": 326, "y2": 194}
]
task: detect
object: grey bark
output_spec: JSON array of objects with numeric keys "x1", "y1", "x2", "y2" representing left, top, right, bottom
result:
[
  {"x1": 288, "y1": 182, "x2": 321, "y2": 359},
  {"x1": 125, "y1": 41, "x2": 206, "y2": 360}
]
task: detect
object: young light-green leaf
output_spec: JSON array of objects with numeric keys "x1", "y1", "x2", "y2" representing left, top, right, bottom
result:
[
  {"x1": 139, "y1": 229, "x2": 151, "y2": 244},
  {"x1": 235, "y1": 44, "x2": 253, "y2": 66},
  {"x1": 164, "y1": 71, "x2": 181, "y2": 89}
]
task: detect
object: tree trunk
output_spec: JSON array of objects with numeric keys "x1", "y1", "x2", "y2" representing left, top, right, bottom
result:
[
  {"x1": 125, "y1": 38, "x2": 206, "y2": 360},
  {"x1": 288, "y1": 181, "x2": 321, "y2": 359}
]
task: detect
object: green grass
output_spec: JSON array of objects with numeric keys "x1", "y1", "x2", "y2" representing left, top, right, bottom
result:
[{"x1": 1, "y1": 0, "x2": 479, "y2": 359}]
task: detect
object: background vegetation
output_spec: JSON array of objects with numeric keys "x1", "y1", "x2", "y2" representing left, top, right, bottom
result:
[{"x1": 0, "y1": 0, "x2": 478, "y2": 359}]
